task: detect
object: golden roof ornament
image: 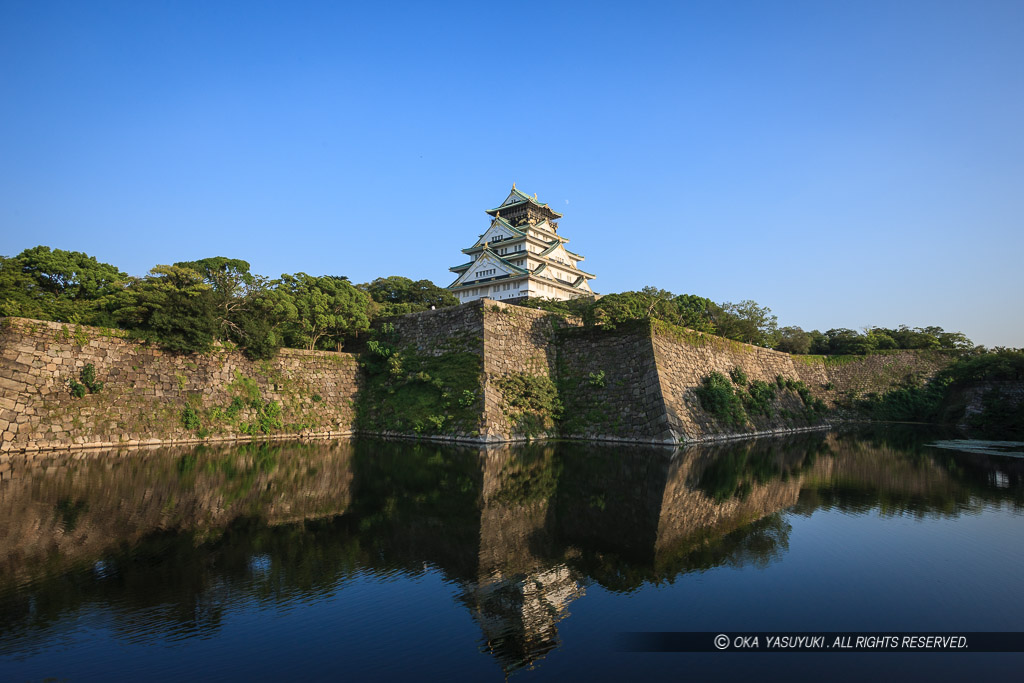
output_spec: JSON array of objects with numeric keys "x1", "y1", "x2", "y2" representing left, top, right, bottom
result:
[{"x1": 512, "y1": 182, "x2": 516, "y2": 190}]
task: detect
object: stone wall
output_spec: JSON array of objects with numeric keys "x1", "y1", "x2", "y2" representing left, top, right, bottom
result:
[
  {"x1": 1, "y1": 303, "x2": 957, "y2": 451},
  {"x1": 0, "y1": 317, "x2": 359, "y2": 453},
  {"x1": 480, "y1": 302, "x2": 573, "y2": 441},
  {"x1": 555, "y1": 322, "x2": 670, "y2": 442},
  {"x1": 651, "y1": 323, "x2": 812, "y2": 441},
  {"x1": 387, "y1": 303, "x2": 485, "y2": 357},
  {"x1": 955, "y1": 380, "x2": 1024, "y2": 433},
  {"x1": 792, "y1": 351, "x2": 952, "y2": 400}
]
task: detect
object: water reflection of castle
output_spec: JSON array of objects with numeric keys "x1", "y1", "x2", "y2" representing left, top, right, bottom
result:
[{"x1": 2, "y1": 433, "x2": 1019, "y2": 673}]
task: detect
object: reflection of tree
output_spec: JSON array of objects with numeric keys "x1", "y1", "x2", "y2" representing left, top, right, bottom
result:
[
  {"x1": 695, "y1": 436, "x2": 828, "y2": 503},
  {"x1": 794, "y1": 428, "x2": 1024, "y2": 517},
  {"x1": 348, "y1": 439, "x2": 485, "y2": 580},
  {"x1": 490, "y1": 446, "x2": 561, "y2": 506}
]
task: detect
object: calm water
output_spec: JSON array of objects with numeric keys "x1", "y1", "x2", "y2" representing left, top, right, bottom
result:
[{"x1": 1, "y1": 429, "x2": 1022, "y2": 681}]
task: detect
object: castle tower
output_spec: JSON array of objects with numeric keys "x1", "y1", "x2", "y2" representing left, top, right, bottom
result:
[{"x1": 447, "y1": 185, "x2": 596, "y2": 303}]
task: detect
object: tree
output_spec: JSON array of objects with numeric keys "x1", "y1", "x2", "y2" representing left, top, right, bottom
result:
[
  {"x1": 279, "y1": 273, "x2": 372, "y2": 351},
  {"x1": 554, "y1": 288, "x2": 719, "y2": 332},
  {"x1": 887, "y1": 325, "x2": 941, "y2": 350},
  {"x1": 714, "y1": 300, "x2": 779, "y2": 347},
  {"x1": 359, "y1": 276, "x2": 458, "y2": 316},
  {"x1": 0, "y1": 246, "x2": 126, "y2": 324},
  {"x1": 808, "y1": 330, "x2": 829, "y2": 354},
  {"x1": 775, "y1": 326, "x2": 812, "y2": 354},
  {"x1": 866, "y1": 329, "x2": 898, "y2": 350},
  {"x1": 125, "y1": 265, "x2": 221, "y2": 354},
  {"x1": 173, "y1": 257, "x2": 293, "y2": 358},
  {"x1": 175, "y1": 257, "x2": 262, "y2": 337},
  {"x1": 823, "y1": 328, "x2": 877, "y2": 355}
]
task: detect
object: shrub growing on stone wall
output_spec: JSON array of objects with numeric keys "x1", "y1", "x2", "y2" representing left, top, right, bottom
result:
[
  {"x1": 744, "y1": 380, "x2": 777, "y2": 416},
  {"x1": 356, "y1": 337, "x2": 483, "y2": 437},
  {"x1": 68, "y1": 363, "x2": 103, "y2": 398},
  {"x1": 496, "y1": 373, "x2": 563, "y2": 437},
  {"x1": 695, "y1": 372, "x2": 746, "y2": 428}
]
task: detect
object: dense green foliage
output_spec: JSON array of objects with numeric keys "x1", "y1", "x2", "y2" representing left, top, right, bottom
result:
[
  {"x1": 520, "y1": 287, "x2": 721, "y2": 334},
  {"x1": 798, "y1": 325, "x2": 974, "y2": 355},
  {"x1": 495, "y1": 373, "x2": 562, "y2": 437},
  {"x1": 939, "y1": 347, "x2": 1024, "y2": 384},
  {"x1": 277, "y1": 273, "x2": 372, "y2": 351},
  {"x1": 696, "y1": 370, "x2": 827, "y2": 428},
  {"x1": 358, "y1": 276, "x2": 459, "y2": 316},
  {"x1": 857, "y1": 348, "x2": 1024, "y2": 436},
  {"x1": 68, "y1": 363, "x2": 103, "y2": 398},
  {"x1": 0, "y1": 246, "x2": 456, "y2": 358},
  {"x1": 0, "y1": 247, "x2": 126, "y2": 325},
  {"x1": 695, "y1": 372, "x2": 747, "y2": 427},
  {"x1": 356, "y1": 328, "x2": 483, "y2": 436}
]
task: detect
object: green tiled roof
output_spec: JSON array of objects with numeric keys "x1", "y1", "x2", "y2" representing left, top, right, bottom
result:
[
  {"x1": 484, "y1": 248, "x2": 530, "y2": 274},
  {"x1": 485, "y1": 186, "x2": 564, "y2": 219},
  {"x1": 538, "y1": 242, "x2": 561, "y2": 257},
  {"x1": 449, "y1": 249, "x2": 531, "y2": 288},
  {"x1": 493, "y1": 216, "x2": 528, "y2": 236}
]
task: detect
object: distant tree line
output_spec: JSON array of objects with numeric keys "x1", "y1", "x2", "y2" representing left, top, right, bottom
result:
[
  {"x1": 0, "y1": 246, "x2": 457, "y2": 358},
  {"x1": 519, "y1": 286, "x2": 979, "y2": 354}
]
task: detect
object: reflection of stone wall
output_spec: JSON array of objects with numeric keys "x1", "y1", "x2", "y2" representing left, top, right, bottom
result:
[
  {"x1": 0, "y1": 317, "x2": 359, "y2": 452},
  {"x1": 478, "y1": 449, "x2": 557, "y2": 576},
  {"x1": 1, "y1": 433, "x2": 1009, "y2": 671},
  {"x1": 803, "y1": 433, "x2": 958, "y2": 500},
  {"x1": 0, "y1": 441, "x2": 355, "y2": 579},
  {"x1": 655, "y1": 446, "x2": 804, "y2": 554}
]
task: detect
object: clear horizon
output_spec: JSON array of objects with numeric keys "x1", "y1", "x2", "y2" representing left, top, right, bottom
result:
[{"x1": 2, "y1": 0, "x2": 1022, "y2": 348}]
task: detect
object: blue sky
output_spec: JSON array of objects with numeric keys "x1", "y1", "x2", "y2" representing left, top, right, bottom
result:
[{"x1": 2, "y1": 0, "x2": 1021, "y2": 347}]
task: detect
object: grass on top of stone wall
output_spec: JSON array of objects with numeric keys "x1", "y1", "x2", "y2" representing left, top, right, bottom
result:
[
  {"x1": 650, "y1": 319, "x2": 758, "y2": 355},
  {"x1": 795, "y1": 349, "x2": 952, "y2": 367},
  {"x1": 356, "y1": 331, "x2": 483, "y2": 437},
  {"x1": 793, "y1": 354, "x2": 865, "y2": 367}
]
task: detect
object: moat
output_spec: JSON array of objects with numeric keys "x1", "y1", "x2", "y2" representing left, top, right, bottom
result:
[{"x1": 1, "y1": 429, "x2": 1022, "y2": 680}]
